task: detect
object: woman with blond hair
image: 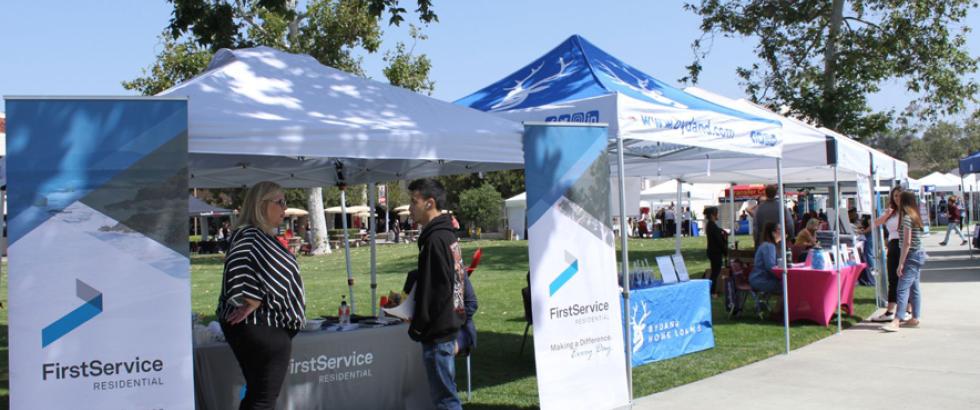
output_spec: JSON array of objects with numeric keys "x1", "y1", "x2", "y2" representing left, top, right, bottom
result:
[
  {"x1": 882, "y1": 191, "x2": 927, "y2": 332},
  {"x1": 217, "y1": 181, "x2": 306, "y2": 409}
]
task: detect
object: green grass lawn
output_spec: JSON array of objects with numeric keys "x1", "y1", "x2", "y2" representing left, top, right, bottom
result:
[{"x1": 0, "y1": 235, "x2": 879, "y2": 409}]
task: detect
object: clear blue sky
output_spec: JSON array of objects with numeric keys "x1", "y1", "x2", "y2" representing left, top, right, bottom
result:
[{"x1": 2, "y1": 0, "x2": 978, "y2": 119}]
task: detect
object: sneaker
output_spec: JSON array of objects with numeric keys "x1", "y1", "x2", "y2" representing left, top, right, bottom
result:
[
  {"x1": 881, "y1": 322, "x2": 900, "y2": 332},
  {"x1": 871, "y1": 312, "x2": 895, "y2": 322},
  {"x1": 901, "y1": 318, "x2": 920, "y2": 328},
  {"x1": 939, "y1": 241, "x2": 947, "y2": 246}
]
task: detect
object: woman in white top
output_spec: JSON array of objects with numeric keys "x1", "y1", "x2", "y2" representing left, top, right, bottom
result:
[{"x1": 871, "y1": 186, "x2": 904, "y2": 322}]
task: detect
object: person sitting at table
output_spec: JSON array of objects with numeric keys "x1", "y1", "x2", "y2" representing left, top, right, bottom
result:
[
  {"x1": 704, "y1": 207, "x2": 727, "y2": 298},
  {"x1": 216, "y1": 181, "x2": 306, "y2": 410},
  {"x1": 795, "y1": 218, "x2": 820, "y2": 248},
  {"x1": 749, "y1": 222, "x2": 784, "y2": 295}
]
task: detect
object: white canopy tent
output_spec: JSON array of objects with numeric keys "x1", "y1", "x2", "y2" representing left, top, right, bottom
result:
[
  {"x1": 918, "y1": 172, "x2": 962, "y2": 192},
  {"x1": 161, "y1": 47, "x2": 525, "y2": 314},
  {"x1": 504, "y1": 192, "x2": 527, "y2": 240}
]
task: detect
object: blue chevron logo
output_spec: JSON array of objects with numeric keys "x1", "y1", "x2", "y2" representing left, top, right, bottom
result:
[
  {"x1": 42, "y1": 279, "x2": 103, "y2": 348},
  {"x1": 549, "y1": 255, "x2": 580, "y2": 296}
]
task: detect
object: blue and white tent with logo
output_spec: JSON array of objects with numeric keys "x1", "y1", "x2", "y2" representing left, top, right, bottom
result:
[{"x1": 457, "y1": 35, "x2": 788, "y2": 177}]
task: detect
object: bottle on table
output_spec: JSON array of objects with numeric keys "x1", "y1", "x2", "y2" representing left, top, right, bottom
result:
[{"x1": 338, "y1": 295, "x2": 351, "y2": 325}]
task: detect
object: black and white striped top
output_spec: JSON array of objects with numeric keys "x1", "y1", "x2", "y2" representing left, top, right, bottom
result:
[{"x1": 217, "y1": 226, "x2": 306, "y2": 329}]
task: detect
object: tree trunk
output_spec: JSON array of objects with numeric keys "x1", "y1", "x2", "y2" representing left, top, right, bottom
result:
[
  {"x1": 307, "y1": 187, "x2": 331, "y2": 255},
  {"x1": 822, "y1": 0, "x2": 846, "y2": 129}
]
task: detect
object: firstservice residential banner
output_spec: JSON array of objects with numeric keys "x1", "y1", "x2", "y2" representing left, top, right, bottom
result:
[
  {"x1": 524, "y1": 123, "x2": 629, "y2": 410},
  {"x1": 6, "y1": 98, "x2": 192, "y2": 409}
]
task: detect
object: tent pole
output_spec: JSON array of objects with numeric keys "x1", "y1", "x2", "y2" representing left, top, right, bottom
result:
[
  {"x1": 963, "y1": 176, "x2": 972, "y2": 260},
  {"x1": 869, "y1": 168, "x2": 882, "y2": 309},
  {"x1": 834, "y1": 164, "x2": 842, "y2": 334},
  {"x1": 369, "y1": 181, "x2": 378, "y2": 316},
  {"x1": 339, "y1": 186, "x2": 356, "y2": 314},
  {"x1": 675, "y1": 180, "x2": 682, "y2": 254},
  {"x1": 777, "y1": 158, "x2": 791, "y2": 354},
  {"x1": 384, "y1": 184, "x2": 390, "y2": 239},
  {"x1": 729, "y1": 182, "x2": 736, "y2": 241},
  {"x1": 616, "y1": 134, "x2": 633, "y2": 404}
]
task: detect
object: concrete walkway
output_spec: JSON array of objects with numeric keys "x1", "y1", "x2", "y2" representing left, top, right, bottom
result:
[{"x1": 634, "y1": 229, "x2": 980, "y2": 410}]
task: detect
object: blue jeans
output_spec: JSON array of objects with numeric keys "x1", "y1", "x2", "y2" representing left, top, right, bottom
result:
[
  {"x1": 422, "y1": 340, "x2": 461, "y2": 410},
  {"x1": 943, "y1": 223, "x2": 966, "y2": 242},
  {"x1": 896, "y1": 250, "x2": 927, "y2": 321}
]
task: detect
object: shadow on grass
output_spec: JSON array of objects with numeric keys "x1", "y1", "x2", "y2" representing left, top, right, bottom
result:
[{"x1": 463, "y1": 331, "x2": 536, "y2": 389}]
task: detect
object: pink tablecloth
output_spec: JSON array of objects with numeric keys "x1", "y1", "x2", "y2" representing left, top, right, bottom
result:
[{"x1": 772, "y1": 262, "x2": 867, "y2": 326}]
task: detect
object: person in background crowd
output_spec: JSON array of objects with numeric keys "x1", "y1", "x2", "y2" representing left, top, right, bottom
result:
[
  {"x1": 882, "y1": 192, "x2": 927, "y2": 332},
  {"x1": 753, "y1": 185, "x2": 796, "y2": 248},
  {"x1": 871, "y1": 187, "x2": 905, "y2": 322},
  {"x1": 795, "y1": 218, "x2": 820, "y2": 249},
  {"x1": 216, "y1": 181, "x2": 305, "y2": 410},
  {"x1": 749, "y1": 222, "x2": 785, "y2": 298},
  {"x1": 406, "y1": 179, "x2": 466, "y2": 410},
  {"x1": 665, "y1": 205, "x2": 676, "y2": 238},
  {"x1": 856, "y1": 215, "x2": 876, "y2": 286},
  {"x1": 704, "y1": 207, "x2": 727, "y2": 298},
  {"x1": 939, "y1": 195, "x2": 968, "y2": 246}
]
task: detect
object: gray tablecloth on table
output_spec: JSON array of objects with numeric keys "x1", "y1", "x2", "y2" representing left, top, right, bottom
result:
[{"x1": 194, "y1": 323, "x2": 431, "y2": 409}]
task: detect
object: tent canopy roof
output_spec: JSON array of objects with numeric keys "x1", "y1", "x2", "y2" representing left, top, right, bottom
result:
[
  {"x1": 162, "y1": 47, "x2": 524, "y2": 187},
  {"x1": 960, "y1": 150, "x2": 980, "y2": 176},
  {"x1": 456, "y1": 35, "x2": 784, "y2": 159}
]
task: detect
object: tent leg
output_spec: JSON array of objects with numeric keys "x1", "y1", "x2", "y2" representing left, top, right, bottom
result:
[
  {"x1": 340, "y1": 187, "x2": 356, "y2": 314},
  {"x1": 675, "y1": 180, "x2": 682, "y2": 254},
  {"x1": 777, "y1": 158, "x2": 791, "y2": 354},
  {"x1": 369, "y1": 182, "x2": 378, "y2": 316},
  {"x1": 729, "y1": 182, "x2": 736, "y2": 239},
  {"x1": 834, "y1": 164, "x2": 842, "y2": 334},
  {"x1": 616, "y1": 135, "x2": 634, "y2": 405}
]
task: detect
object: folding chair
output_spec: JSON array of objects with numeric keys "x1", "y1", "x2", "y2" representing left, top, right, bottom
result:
[
  {"x1": 520, "y1": 281, "x2": 533, "y2": 355},
  {"x1": 461, "y1": 248, "x2": 483, "y2": 401},
  {"x1": 726, "y1": 258, "x2": 775, "y2": 320}
]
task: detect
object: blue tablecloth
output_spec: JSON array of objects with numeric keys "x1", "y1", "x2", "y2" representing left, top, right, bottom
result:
[{"x1": 623, "y1": 279, "x2": 714, "y2": 367}]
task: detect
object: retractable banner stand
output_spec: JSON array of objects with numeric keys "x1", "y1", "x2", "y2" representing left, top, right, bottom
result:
[
  {"x1": 5, "y1": 98, "x2": 192, "y2": 409},
  {"x1": 524, "y1": 123, "x2": 630, "y2": 410}
]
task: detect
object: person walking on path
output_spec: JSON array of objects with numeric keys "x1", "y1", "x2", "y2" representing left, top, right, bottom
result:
[
  {"x1": 407, "y1": 179, "x2": 466, "y2": 410},
  {"x1": 216, "y1": 181, "x2": 306, "y2": 410},
  {"x1": 939, "y1": 195, "x2": 968, "y2": 246},
  {"x1": 882, "y1": 192, "x2": 927, "y2": 332},
  {"x1": 871, "y1": 187, "x2": 904, "y2": 322}
]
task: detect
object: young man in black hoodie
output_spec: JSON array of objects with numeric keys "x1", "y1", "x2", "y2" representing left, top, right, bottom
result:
[{"x1": 407, "y1": 179, "x2": 466, "y2": 410}]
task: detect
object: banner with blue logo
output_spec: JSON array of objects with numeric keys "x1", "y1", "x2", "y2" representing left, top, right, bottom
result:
[
  {"x1": 6, "y1": 98, "x2": 192, "y2": 409},
  {"x1": 626, "y1": 280, "x2": 714, "y2": 366},
  {"x1": 524, "y1": 123, "x2": 629, "y2": 410}
]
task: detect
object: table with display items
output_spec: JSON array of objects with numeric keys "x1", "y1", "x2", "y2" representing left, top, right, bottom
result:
[
  {"x1": 771, "y1": 262, "x2": 867, "y2": 326},
  {"x1": 623, "y1": 279, "x2": 715, "y2": 367},
  {"x1": 194, "y1": 323, "x2": 431, "y2": 410}
]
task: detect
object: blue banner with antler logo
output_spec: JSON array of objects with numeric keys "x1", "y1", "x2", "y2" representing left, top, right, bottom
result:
[{"x1": 624, "y1": 279, "x2": 714, "y2": 366}]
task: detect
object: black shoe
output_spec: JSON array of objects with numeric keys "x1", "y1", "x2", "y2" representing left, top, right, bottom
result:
[
  {"x1": 939, "y1": 242, "x2": 947, "y2": 246},
  {"x1": 962, "y1": 240, "x2": 969, "y2": 246}
]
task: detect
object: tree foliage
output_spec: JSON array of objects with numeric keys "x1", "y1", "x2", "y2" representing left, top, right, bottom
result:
[
  {"x1": 905, "y1": 117, "x2": 980, "y2": 177},
  {"x1": 125, "y1": 0, "x2": 436, "y2": 94},
  {"x1": 436, "y1": 169, "x2": 524, "y2": 213},
  {"x1": 458, "y1": 183, "x2": 503, "y2": 231},
  {"x1": 683, "y1": 0, "x2": 979, "y2": 140}
]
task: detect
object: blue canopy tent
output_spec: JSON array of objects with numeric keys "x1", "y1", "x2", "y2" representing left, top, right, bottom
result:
[
  {"x1": 959, "y1": 151, "x2": 980, "y2": 258},
  {"x1": 458, "y1": 35, "x2": 803, "y2": 401}
]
